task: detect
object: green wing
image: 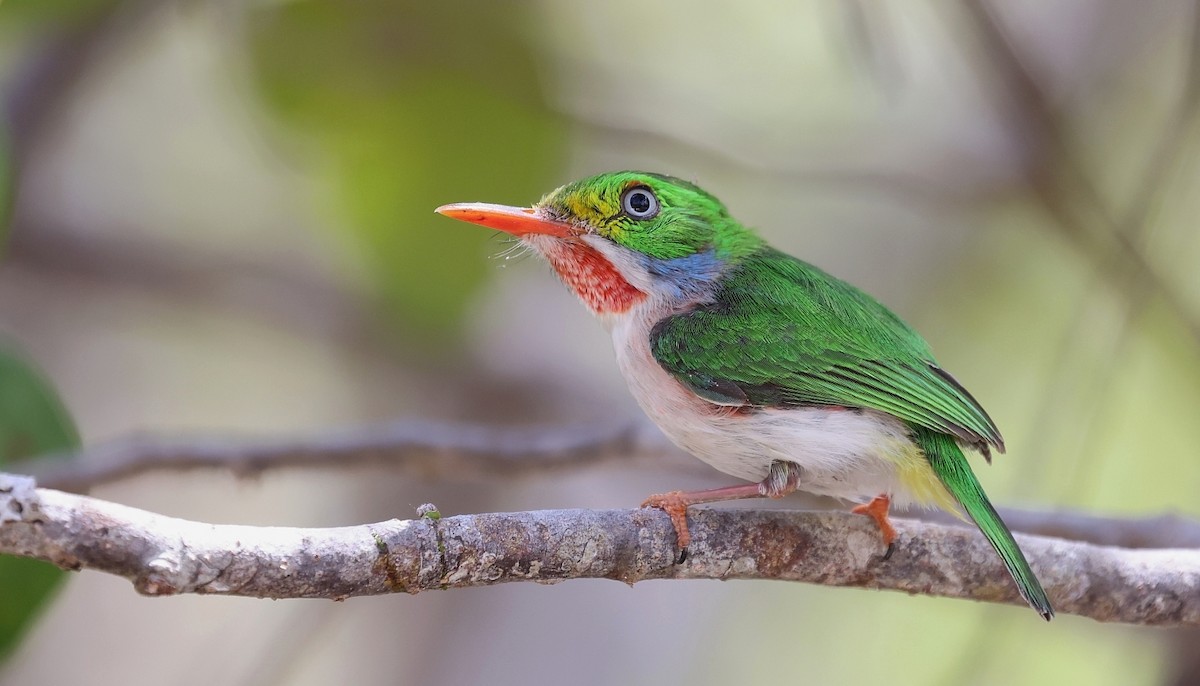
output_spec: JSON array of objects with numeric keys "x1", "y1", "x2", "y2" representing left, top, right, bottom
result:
[{"x1": 650, "y1": 248, "x2": 1004, "y2": 457}]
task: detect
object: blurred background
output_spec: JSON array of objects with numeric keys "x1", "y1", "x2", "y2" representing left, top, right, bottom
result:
[{"x1": 1, "y1": 0, "x2": 1198, "y2": 684}]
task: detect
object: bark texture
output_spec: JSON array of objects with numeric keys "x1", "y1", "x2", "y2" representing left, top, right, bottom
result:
[{"x1": 3, "y1": 473, "x2": 1198, "y2": 625}]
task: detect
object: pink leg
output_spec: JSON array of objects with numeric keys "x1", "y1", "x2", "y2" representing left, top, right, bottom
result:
[{"x1": 642, "y1": 461, "x2": 800, "y2": 555}]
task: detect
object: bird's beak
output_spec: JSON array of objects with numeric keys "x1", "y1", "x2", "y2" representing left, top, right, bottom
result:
[{"x1": 434, "y1": 203, "x2": 576, "y2": 238}]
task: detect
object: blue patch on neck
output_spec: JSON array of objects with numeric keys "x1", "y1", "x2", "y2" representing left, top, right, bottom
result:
[{"x1": 639, "y1": 249, "x2": 725, "y2": 299}]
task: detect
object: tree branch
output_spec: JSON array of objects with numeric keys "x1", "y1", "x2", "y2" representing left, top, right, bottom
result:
[{"x1": 1, "y1": 473, "x2": 1198, "y2": 626}]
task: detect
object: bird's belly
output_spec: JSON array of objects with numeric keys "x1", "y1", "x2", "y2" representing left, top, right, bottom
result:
[
  {"x1": 659, "y1": 402, "x2": 927, "y2": 504},
  {"x1": 612, "y1": 312, "x2": 948, "y2": 508}
]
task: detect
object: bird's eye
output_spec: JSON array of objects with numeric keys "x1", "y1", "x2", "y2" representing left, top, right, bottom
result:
[{"x1": 621, "y1": 186, "x2": 659, "y2": 219}]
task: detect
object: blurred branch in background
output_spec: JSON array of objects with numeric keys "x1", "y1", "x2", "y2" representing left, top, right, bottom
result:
[
  {"x1": 957, "y1": 0, "x2": 1200, "y2": 487},
  {"x1": 5, "y1": 422, "x2": 1200, "y2": 551},
  {"x1": 932, "y1": 5, "x2": 1200, "y2": 680},
  {"x1": 4, "y1": 223, "x2": 378, "y2": 349},
  {"x1": 2, "y1": 472, "x2": 1198, "y2": 626},
  {"x1": 9, "y1": 420, "x2": 681, "y2": 492}
]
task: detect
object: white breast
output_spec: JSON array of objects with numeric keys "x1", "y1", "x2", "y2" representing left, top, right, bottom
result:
[{"x1": 609, "y1": 300, "x2": 924, "y2": 507}]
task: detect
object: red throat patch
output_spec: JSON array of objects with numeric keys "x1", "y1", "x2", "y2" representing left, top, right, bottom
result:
[{"x1": 544, "y1": 241, "x2": 646, "y2": 314}]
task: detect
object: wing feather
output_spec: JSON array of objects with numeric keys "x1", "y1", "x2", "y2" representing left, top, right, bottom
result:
[{"x1": 650, "y1": 248, "x2": 1004, "y2": 456}]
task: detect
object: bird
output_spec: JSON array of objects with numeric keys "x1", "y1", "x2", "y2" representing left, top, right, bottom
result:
[{"x1": 435, "y1": 171, "x2": 1053, "y2": 620}]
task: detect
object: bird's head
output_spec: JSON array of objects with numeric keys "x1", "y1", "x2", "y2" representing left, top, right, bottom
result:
[{"x1": 436, "y1": 171, "x2": 762, "y2": 318}]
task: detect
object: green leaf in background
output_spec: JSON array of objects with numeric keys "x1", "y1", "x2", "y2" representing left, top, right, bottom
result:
[
  {"x1": 0, "y1": 345, "x2": 80, "y2": 663},
  {"x1": 247, "y1": 1, "x2": 566, "y2": 347}
]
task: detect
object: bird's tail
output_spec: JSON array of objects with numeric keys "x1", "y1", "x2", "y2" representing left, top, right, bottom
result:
[{"x1": 913, "y1": 427, "x2": 1054, "y2": 620}]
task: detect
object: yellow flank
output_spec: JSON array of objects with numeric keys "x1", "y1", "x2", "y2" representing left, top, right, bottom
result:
[{"x1": 884, "y1": 438, "x2": 964, "y2": 517}]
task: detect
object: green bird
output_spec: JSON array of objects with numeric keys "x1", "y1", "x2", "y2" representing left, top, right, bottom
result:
[{"x1": 436, "y1": 171, "x2": 1053, "y2": 619}]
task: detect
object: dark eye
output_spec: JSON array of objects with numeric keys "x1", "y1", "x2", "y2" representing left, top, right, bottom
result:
[{"x1": 621, "y1": 186, "x2": 659, "y2": 219}]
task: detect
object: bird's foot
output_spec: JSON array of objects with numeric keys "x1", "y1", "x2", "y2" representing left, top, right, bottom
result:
[
  {"x1": 641, "y1": 491, "x2": 693, "y2": 562},
  {"x1": 852, "y1": 494, "x2": 897, "y2": 561},
  {"x1": 641, "y1": 464, "x2": 802, "y2": 562},
  {"x1": 640, "y1": 465, "x2": 803, "y2": 563}
]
